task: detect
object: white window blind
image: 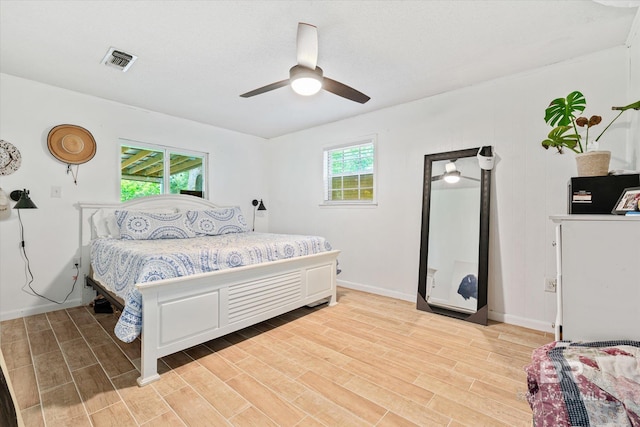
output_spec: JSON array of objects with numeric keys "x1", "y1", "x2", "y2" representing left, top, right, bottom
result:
[{"x1": 323, "y1": 138, "x2": 376, "y2": 203}]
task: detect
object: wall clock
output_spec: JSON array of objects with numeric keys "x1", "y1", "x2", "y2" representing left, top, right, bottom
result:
[{"x1": 0, "y1": 140, "x2": 22, "y2": 176}]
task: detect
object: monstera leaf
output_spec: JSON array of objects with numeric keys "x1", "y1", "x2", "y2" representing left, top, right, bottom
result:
[
  {"x1": 595, "y1": 100, "x2": 640, "y2": 142},
  {"x1": 544, "y1": 91, "x2": 586, "y2": 127},
  {"x1": 542, "y1": 91, "x2": 638, "y2": 155},
  {"x1": 542, "y1": 125, "x2": 581, "y2": 154}
]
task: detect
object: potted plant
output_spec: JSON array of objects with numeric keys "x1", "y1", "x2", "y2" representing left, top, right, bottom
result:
[{"x1": 541, "y1": 91, "x2": 640, "y2": 176}]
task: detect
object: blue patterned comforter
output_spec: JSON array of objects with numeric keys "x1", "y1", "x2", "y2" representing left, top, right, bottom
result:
[{"x1": 90, "y1": 232, "x2": 333, "y2": 342}]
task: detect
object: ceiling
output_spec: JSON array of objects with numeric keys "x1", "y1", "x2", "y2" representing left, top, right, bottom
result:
[{"x1": 1, "y1": 1, "x2": 639, "y2": 139}]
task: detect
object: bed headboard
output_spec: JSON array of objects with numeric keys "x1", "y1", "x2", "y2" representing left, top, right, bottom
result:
[{"x1": 77, "y1": 194, "x2": 230, "y2": 303}]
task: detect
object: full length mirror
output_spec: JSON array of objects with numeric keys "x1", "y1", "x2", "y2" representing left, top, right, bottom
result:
[{"x1": 417, "y1": 147, "x2": 492, "y2": 325}]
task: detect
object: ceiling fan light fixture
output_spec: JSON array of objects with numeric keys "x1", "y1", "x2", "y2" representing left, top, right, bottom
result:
[
  {"x1": 290, "y1": 65, "x2": 323, "y2": 96},
  {"x1": 291, "y1": 77, "x2": 322, "y2": 96},
  {"x1": 443, "y1": 170, "x2": 461, "y2": 183},
  {"x1": 443, "y1": 161, "x2": 461, "y2": 183}
]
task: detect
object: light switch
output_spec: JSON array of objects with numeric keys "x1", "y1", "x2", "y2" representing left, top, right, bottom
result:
[{"x1": 51, "y1": 186, "x2": 62, "y2": 198}]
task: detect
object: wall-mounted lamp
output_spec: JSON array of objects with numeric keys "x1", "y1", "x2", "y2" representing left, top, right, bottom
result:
[
  {"x1": 8, "y1": 189, "x2": 74, "y2": 304},
  {"x1": 10, "y1": 189, "x2": 38, "y2": 264},
  {"x1": 251, "y1": 199, "x2": 267, "y2": 231},
  {"x1": 9, "y1": 189, "x2": 42, "y2": 300},
  {"x1": 252, "y1": 199, "x2": 267, "y2": 211},
  {"x1": 10, "y1": 189, "x2": 38, "y2": 209}
]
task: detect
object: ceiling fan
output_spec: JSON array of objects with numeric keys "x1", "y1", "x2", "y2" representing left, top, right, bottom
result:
[
  {"x1": 240, "y1": 23, "x2": 370, "y2": 104},
  {"x1": 432, "y1": 160, "x2": 480, "y2": 184}
]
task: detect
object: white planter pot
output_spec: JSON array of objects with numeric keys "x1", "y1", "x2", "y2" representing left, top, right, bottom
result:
[{"x1": 575, "y1": 151, "x2": 611, "y2": 177}]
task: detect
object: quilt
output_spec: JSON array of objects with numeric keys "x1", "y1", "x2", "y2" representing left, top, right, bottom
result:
[
  {"x1": 525, "y1": 340, "x2": 640, "y2": 427},
  {"x1": 90, "y1": 232, "x2": 333, "y2": 342}
]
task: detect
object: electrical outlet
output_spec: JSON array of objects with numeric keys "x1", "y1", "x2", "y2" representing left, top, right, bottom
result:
[
  {"x1": 72, "y1": 257, "x2": 81, "y2": 269},
  {"x1": 544, "y1": 278, "x2": 557, "y2": 293}
]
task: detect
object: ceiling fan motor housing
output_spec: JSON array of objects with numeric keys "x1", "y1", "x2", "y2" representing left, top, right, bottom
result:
[{"x1": 289, "y1": 65, "x2": 324, "y2": 95}]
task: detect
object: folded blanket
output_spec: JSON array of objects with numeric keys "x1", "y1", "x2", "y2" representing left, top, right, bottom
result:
[{"x1": 525, "y1": 340, "x2": 640, "y2": 427}]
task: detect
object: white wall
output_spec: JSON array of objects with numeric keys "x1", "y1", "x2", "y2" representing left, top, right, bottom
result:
[
  {"x1": 0, "y1": 74, "x2": 268, "y2": 320},
  {"x1": 629, "y1": 12, "x2": 640, "y2": 168},
  {"x1": 1, "y1": 39, "x2": 637, "y2": 330},
  {"x1": 267, "y1": 46, "x2": 637, "y2": 332}
]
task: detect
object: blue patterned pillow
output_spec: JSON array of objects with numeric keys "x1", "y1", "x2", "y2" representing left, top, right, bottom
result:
[
  {"x1": 115, "y1": 210, "x2": 196, "y2": 240},
  {"x1": 185, "y1": 207, "x2": 250, "y2": 236}
]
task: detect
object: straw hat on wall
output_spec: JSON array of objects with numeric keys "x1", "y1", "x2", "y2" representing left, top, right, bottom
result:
[{"x1": 47, "y1": 124, "x2": 96, "y2": 165}]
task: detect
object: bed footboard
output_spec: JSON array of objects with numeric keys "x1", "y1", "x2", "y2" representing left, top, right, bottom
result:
[
  {"x1": 78, "y1": 197, "x2": 339, "y2": 387},
  {"x1": 137, "y1": 250, "x2": 339, "y2": 386}
]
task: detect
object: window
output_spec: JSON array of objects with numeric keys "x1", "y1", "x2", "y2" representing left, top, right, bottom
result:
[
  {"x1": 323, "y1": 136, "x2": 376, "y2": 204},
  {"x1": 120, "y1": 140, "x2": 207, "y2": 201}
]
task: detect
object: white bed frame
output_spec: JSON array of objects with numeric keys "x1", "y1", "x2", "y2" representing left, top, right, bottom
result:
[{"x1": 79, "y1": 195, "x2": 339, "y2": 386}]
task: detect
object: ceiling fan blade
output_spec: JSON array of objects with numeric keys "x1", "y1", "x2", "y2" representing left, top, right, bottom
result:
[
  {"x1": 323, "y1": 77, "x2": 370, "y2": 104},
  {"x1": 240, "y1": 79, "x2": 290, "y2": 98},
  {"x1": 432, "y1": 174, "x2": 480, "y2": 183},
  {"x1": 297, "y1": 23, "x2": 318, "y2": 69}
]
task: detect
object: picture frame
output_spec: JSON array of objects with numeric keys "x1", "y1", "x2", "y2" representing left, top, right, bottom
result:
[{"x1": 612, "y1": 186, "x2": 640, "y2": 214}]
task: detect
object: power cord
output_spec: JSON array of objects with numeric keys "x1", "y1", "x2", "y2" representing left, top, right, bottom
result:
[{"x1": 18, "y1": 209, "x2": 78, "y2": 304}]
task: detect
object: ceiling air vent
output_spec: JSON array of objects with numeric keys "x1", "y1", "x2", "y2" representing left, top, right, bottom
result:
[{"x1": 101, "y1": 47, "x2": 137, "y2": 72}]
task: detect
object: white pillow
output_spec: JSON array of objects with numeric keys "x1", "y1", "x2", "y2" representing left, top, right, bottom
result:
[
  {"x1": 91, "y1": 207, "x2": 177, "y2": 239},
  {"x1": 116, "y1": 210, "x2": 196, "y2": 240},
  {"x1": 105, "y1": 212, "x2": 120, "y2": 238},
  {"x1": 185, "y1": 207, "x2": 250, "y2": 235},
  {"x1": 90, "y1": 209, "x2": 111, "y2": 238}
]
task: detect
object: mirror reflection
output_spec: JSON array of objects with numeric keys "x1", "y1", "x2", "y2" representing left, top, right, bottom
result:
[
  {"x1": 417, "y1": 147, "x2": 491, "y2": 325},
  {"x1": 427, "y1": 156, "x2": 481, "y2": 313}
]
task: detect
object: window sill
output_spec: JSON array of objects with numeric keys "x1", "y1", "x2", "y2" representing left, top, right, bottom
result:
[{"x1": 319, "y1": 202, "x2": 378, "y2": 208}]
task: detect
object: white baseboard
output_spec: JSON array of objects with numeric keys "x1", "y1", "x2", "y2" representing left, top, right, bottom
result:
[
  {"x1": 337, "y1": 280, "x2": 415, "y2": 303},
  {"x1": 0, "y1": 298, "x2": 83, "y2": 322},
  {"x1": 337, "y1": 280, "x2": 553, "y2": 333},
  {"x1": 426, "y1": 296, "x2": 450, "y2": 305},
  {"x1": 488, "y1": 310, "x2": 554, "y2": 333}
]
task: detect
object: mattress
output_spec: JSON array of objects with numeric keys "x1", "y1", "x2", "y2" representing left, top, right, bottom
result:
[
  {"x1": 90, "y1": 232, "x2": 332, "y2": 342},
  {"x1": 525, "y1": 340, "x2": 640, "y2": 427}
]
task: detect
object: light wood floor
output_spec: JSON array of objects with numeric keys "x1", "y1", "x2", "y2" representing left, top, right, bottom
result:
[{"x1": 1, "y1": 287, "x2": 549, "y2": 426}]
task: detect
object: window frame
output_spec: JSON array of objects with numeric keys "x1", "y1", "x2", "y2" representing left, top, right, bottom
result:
[
  {"x1": 321, "y1": 135, "x2": 377, "y2": 206},
  {"x1": 119, "y1": 138, "x2": 209, "y2": 201}
]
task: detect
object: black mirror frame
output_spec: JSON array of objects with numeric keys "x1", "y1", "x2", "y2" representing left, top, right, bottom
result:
[{"x1": 416, "y1": 147, "x2": 491, "y2": 325}]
